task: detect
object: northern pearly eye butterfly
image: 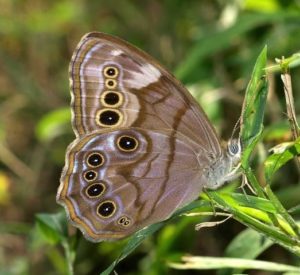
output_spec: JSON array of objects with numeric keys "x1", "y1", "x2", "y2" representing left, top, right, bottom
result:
[{"x1": 57, "y1": 32, "x2": 242, "y2": 242}]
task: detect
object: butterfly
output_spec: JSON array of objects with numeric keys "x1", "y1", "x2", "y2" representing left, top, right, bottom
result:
[{"x1": 57, "y1": 32, "x2": 241, "y2": 242}]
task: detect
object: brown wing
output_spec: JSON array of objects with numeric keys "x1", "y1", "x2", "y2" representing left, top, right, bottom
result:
[
  {"x1": 57, "y1": 127, "x2": 206, "y2": 241},
  {"x1": 70, "y1": 32, "x2": 222, "y2": 156}
]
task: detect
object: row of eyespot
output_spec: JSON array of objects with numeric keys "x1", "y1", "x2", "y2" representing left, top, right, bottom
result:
[
  {"x1": 82, "y1": 134, "x2": 139, "y2": 226},
  {"x1": 96, "y1": 65, "x2": 124, "y2": 128}
]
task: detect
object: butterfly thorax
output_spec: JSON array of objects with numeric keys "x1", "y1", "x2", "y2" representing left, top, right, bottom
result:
[{"x1": 203, "y1": 139, "x2": 241, "y2": 190}]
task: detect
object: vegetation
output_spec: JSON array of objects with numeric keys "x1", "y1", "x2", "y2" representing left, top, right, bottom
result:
[{"x1": 0, "y1": 0, "x2": 300, "y2": 274}]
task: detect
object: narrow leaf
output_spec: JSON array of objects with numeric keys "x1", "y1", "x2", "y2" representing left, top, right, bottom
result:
[
  {"x1": 36, "y1": 107, "x2": 71, "y2": 142},
  {"x1": 35, "y1": 212, "x2": 68, "y2": 244},
  {"x1": 240, "y1": 46, "x2": 268, "y2": 168},
  {"x1": 169, "y1": 256, "x2": 300, "y2": 272},
  {"x1": 265, "y1": 138, "x2": 300, "y2": 181}
]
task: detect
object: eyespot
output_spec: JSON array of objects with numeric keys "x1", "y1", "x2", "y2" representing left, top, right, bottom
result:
[
  {"x1": 117, "y1": 216, "x2": 131, "y2": 227},
  {"x1": 96, "y1": 109, "x2": 122, "y2": 127},
  {"x1": 103, "y1": 66, "x2": 119, "y2": 78},
  {"x1": 105, "y1": 79, "x2": 117, "y2": 89},
  {"x1": 85, "y1": 182, "x2": 106, "y2": 198},
  {"x1": 83, "y1": 170, "x2": 97, "y2": 182},
  {"x1": 97, "y1": 200, "x2": 116, "y2": 218},
  {"x1": 101, "y1": 91, "x2": 123, "y2": 108},
  {"x1": 86, "y1": 152, "x2": 104, "y2": 168},
  {"x1": 117, "y1": 135, "x2": 138, "y2": 152}
]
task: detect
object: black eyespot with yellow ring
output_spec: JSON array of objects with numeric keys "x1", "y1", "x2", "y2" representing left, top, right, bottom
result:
[
  {"x1": 103, "y1": 66, "x2": 119, "y2": 78},
  {"x1": 101, "y1": 91, "x2": 123, "y2": 108},
  {"x1": 85, "y1": 182, "x2": 106, "y2": 198},
  {"x1": 96, "y1": 108, "x2": 122, "y2": 127},
  {"x1": 86, "y1": 152, "x2": 104, "y2": 168},
  {"x1": 105, "y1": 79, "x2": 117, "y2": 89},
  {"x1": 117, "y1": 216, "x2": 131, "y2": 227},
  {"x1": 97, "y1": 200, "x2": 116, "y2": 218},
  {"x1": 117, "y1": 135, "x2": 138, "y2": 152},
  {"x1": 83, "y1": 170, "x2": 98, "y2": 182}
]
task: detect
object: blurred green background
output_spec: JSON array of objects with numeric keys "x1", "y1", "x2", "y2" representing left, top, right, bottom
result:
[{"x1": 0, "y1": 0, "x2": 300, "y2": 274}]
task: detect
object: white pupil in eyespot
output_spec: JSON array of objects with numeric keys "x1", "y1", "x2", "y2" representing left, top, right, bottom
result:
[{"x1": 119, "y1": 136, "x2": 137, "y2": 150}]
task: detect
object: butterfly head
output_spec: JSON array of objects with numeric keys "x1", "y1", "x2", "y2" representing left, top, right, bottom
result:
[{"x1": 204, "y1": 138, "x2": 242, "y2": 190}]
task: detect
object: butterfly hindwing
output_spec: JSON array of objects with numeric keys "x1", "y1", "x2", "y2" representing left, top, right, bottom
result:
[{"x1": 57, "y1": 127, "x2": 203, "y2": 241}]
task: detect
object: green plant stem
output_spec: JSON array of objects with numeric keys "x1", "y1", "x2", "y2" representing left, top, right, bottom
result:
[
  {"x1": 264, "y1": 185, "x2": 300, "y2": 236},
  {"x1": 62, "y1": 240, "x2": 75, "y2": 275},
  {"x1": 208, "y1": 191, "x2": 300, "y2": 257},
  {"x1": 266, "y1": 53, "x2": 300, "y2": 73},
  {"x1": 243, "y1": 168, "x2": 283, "y2": 227},
  {"x1": 242, "y1": 168, "x2": 300, "y2": 239},
  {"x1": 242, "y1": 166, "x2": 265, "y2": 197}
]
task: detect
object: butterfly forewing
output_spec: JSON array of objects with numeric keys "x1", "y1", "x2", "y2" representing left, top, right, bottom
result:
[{"x1": 69, "y1": 32, "x2": 222, "y2": 156}]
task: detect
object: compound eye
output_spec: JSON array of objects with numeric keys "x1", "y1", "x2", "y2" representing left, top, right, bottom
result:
[{"x1": 228, "y1": 139, "x2": 241, "y2": 156}]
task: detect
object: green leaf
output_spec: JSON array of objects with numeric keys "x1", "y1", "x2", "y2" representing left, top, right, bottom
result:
[
  {"x1": 35, "y1": 212, "x2": 68, "y2": 245},
  {"x1": 100, "y1": 223, "x2": 164, "y2": 275},
  {"x1": 207, "y1": 191, "x2": 299, "y2": 250},
  {"x1": 225, "y1": 228, "x2": 273, "y2": 259},
  {"x1": 240, "y1": 46, "x2": 268, "y2": 168},
  {"x1": 206, "y1": 191, "x2": 277, "y2": 214},
  {"x1": 229, "y1": 193, "x2": 276, "y2": 213},
  {"x1": 264, "y1": 138, "x2": 300, "y2": 182},
  {"x1": 35, "y1": 107, "x2": 71, "y2": 142},
  {"x1": 101, "y1": 200, "x2": 208, "y2": 274},
  {"x1": 221, "y1": 228, "x2": 273, "y2": 274},
  {"x1": 175, "y1": 12, "x2": 298, "y2": 83},
  {"x1": 263, "y1": 121, "x2": 290, "y2": 141},
  {"x1": 169, "y1": 256, "x2": 300, "y2": 272},
  {"x1": 244, "y1": 0, "x2": 280, "y2": 12}
]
